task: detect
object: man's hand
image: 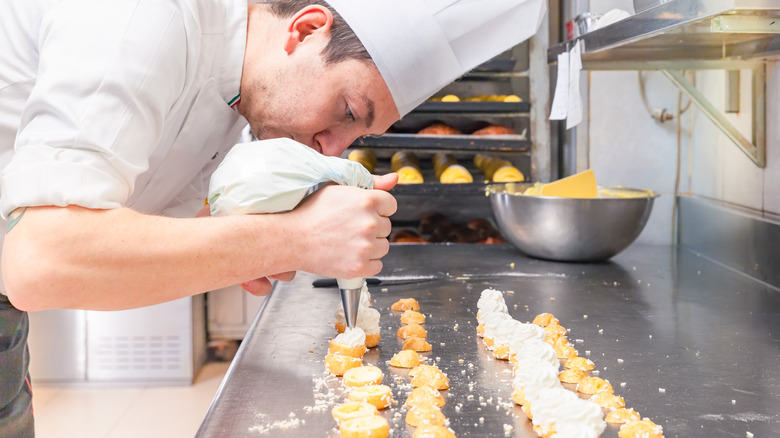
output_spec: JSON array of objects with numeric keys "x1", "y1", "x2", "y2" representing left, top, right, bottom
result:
[
  {"x1": 284, "y1": 173, "x2": 398, "y2": 280},
  {"x1": 240, "y1": 271, "x2": 296, "y2": 296},
  {"x1": 237, "y1": 174, "x2": 396, "y2": 296},
  {"x1": 373, "y1": 172, "x2": 398, "y2": 191}
]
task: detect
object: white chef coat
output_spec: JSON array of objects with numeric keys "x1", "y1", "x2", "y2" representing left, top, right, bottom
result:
[{"x1": 0, "y1": 0, "x2": 249, "y2": 220}]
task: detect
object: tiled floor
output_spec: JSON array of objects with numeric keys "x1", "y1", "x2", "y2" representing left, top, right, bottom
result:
[{"x1": 31, "y1": 361, "x2": 230, "y2": 438}]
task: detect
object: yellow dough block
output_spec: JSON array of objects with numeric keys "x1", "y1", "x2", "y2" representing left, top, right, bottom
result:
[{"x1": 539, "y1": 169, "x2": 597, "y2": 198}]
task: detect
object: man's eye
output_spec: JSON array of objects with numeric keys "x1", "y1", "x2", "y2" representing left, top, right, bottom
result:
[{"x1": 346, "y1": 106, "x2": 356, "y2": 121}]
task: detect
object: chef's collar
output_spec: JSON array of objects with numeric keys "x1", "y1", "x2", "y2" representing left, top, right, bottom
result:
[
  {"x1": 215, "y1": 0, "x2": 247, "y2": 109},
  {"x1": 324, "y1": 0, "x2": 546, "y2": 117}
]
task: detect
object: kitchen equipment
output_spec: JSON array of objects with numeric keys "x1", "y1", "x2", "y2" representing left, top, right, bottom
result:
[
  {"x1": 488, "y1": 184, "x2": 657, "y2": 262},
  {"x1": 337, "y1": 277, "x2": 363, "y2": 328}
]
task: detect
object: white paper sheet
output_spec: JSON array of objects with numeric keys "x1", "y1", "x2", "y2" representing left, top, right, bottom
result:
[
  {"x1": 549, "y1": 51, "x2": 570, "y2": 121},
  {"x1": 566, "y1": 42, "x2": 583, "y2": 129}
]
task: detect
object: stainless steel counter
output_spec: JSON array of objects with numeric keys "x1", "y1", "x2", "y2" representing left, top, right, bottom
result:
[{"x1": 196, "y1": 244, "x2": 780, "y2": 437}]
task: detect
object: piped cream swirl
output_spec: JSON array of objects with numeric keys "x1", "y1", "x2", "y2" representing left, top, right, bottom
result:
[{"x1": 332, "y1": 327, "x2": 366, "y2": 348}]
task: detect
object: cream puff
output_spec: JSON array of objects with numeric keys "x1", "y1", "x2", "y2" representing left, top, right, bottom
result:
[
  {"x1": 400, "y1": 310, "x2": 426, "y2": 325},
  {"x1": 391, "y1": 298, "x2": 420, "y2": 311},
  {"x1": 564, "y1": 356, "x2": 595, "y2": 372},
  {"x1": 605, "y1": 408, "x2": 642, "y2": 424},
  {"x1": 510, "y1": 339, "x2": 559, "y2": 371},
  {"x1": 398, "y1": 323, "x2": 427, "y2": 340},
  {"x1": 410, "y1": 365, "x2": 450, "y2": 390},
  {"x1": 403, "y1": 336, "x2": 432, "y2": 352},
  {"x1": 339, "y1": 414, "x2": 390, "y2": 438},
  {"x1": 530, "y1": 387, "x2": 606, "y2": 438},
  {"x1": 348, "y1": 384, "x2": 393, "y2": 410},
  {"x1": 532, "y1": 313, "x2": 560, "y2": 327},
  {"x1": 406, "y1": 386, "x2": 445, "y2": 408},
  {"x1": 412, "y1": 425, "x2": 456, "y2": 438},
  {"x1": 325, "y1": 353, "x2": 363, "y2": 376},
  {"x1": 389, "y1": 350, "x2": 424, "y2": 368},
  {"x1": 618, "y1": 420, "x2": 664, "y2": 438},
  {"x1": 329, "y1": 327, "x2": 367, "y2": 358},
  {"x1": 590, "y1": 392, "x2": 626, "y2": 410},
  {"x1": 405, "y1": 405, "x2": 447, "y2": 428},
  {"x1": 331, "y1": 401, "x2": 378, "y2": 425},
  {"x1": 343, "y1": 365, "x2": 384, "y2": 387},
  {"x1": 576, "y1": 377, "x2": 614, "y2": 395},
  {"x1": 477, "y1": 311, "x2": 511, "y2": 338},
  {"x1": 558, "y1": 369, "x2": 588, "y2": 384}
]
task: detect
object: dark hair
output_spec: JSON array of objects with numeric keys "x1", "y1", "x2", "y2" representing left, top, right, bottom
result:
[{"x1": 267, "y1": 0, "x2": 373, "y2": 65}]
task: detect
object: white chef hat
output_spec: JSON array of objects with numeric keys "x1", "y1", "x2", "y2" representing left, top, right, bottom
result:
[{"x1": 324, "y1": 0, "x2": 547, "y2": 117}]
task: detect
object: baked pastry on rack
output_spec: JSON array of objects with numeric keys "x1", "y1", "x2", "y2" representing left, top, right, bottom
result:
[
  {"x1": 391, "y1": 151, "x2": 424, "y2": 184},
  {"x1": 472, "y1": 124, "x2": 516, "y2": 136},
  {"x1": 418, "y1": 123, "x2": 461, "y2": 135},
  {"x1": 473, "y1": 154, "x2": 524, "y2": 182},
  {"x1": 432, "y1": 152, "x2": 473, "y2": 184},
  {"x1": 347, "y1": 149, "x2": 377, "y2": 173}
]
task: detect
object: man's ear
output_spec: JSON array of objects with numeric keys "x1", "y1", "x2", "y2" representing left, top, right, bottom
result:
[{"x1": 284, "y1": 5, "x2": 333, "y2": 55}]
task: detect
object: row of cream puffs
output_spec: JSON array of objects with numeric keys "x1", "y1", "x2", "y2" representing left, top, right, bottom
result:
[
  {"x1": 476, "y1": 289, "x2": 606, "y2": 437},
  {"x1": 389, "y1": 298, "x2": 456, "y2": 438},
  {"x1": 477, "y1": 288, "x2": 664, "y2": 438}
]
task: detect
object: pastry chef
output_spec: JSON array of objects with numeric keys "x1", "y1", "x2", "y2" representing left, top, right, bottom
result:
[{"x1": 0, "y1": 0, "x2": 545, "y2": 435}]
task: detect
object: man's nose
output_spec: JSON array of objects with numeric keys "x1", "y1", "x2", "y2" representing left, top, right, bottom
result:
[{"x1": 315, "y1": 130, "x2": 357, "y2": 157}]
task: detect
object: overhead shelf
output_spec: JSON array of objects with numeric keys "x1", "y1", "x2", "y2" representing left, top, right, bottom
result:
[{"x1": 548, "y1": 0, "x2": 780, "y2": 69}]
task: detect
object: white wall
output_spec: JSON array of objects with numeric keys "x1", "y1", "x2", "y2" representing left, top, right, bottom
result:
[{"x1": 581, "y1": 0, "x2": 779, "y2": 245}]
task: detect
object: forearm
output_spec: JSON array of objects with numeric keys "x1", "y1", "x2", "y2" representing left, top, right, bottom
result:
[{"x1": 2, "y1": 206, "x2": 298, "y2": 311}]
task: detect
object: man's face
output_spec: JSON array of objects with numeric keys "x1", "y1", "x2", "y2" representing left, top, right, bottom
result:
[{"x1": 237, "y1": 51, "x2": 399, "y2": 157}]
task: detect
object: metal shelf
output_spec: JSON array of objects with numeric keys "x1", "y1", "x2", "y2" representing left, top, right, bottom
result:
[
  {"x1": 351, "y1": 133, "x2": 530, "y2": 153},
  {"x1": 413, "y1": 101, "x2": 530, "y2": 114},
  {"x1": 549, "y1": 0, "x2": 780, "y2": 69}
]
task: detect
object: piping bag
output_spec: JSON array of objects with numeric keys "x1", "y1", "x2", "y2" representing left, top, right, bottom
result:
[{"x1": 208, "y1": 138, "x2": 376, "y2": 328}]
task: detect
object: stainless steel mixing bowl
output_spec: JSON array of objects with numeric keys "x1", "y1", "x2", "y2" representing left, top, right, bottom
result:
[{"x1": 488, "y1": 184, "x2": 658, "y2": 262}]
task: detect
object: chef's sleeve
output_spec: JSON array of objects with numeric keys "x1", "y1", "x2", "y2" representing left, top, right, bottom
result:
[{"x1": 1, "y1": 0, "x2": 187, "y2": 218}]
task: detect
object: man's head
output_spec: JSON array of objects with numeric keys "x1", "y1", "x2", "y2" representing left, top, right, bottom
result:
[{"x1": 237, "y1": 0, "x2": 399, "y2": 157}]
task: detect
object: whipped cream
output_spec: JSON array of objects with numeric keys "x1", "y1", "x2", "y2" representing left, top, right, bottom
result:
[
  {"x1": 336, "y1": 307, "x2": 380, "y2": 334},
  {"x1": 477, "y1": 289, "x2": 508, "y2": 316},
  {"x1": 512, "y1": 358, "x2": 561, "y2": 401},
  {"x1": 477, "y1": 288, "x2": 504, "y2": 305},
  {"x1": 333, "y1": 327, "x2": 366, "y2": 348},
  {"x1": 478, "y1": 309, "x2": 512, "y2": 326},
  {"x1": 510, "y1": 339, "x2": 558, "y2": 370},
  {"x1": 506, "y1": 323, "x2": 545, "y2": 348},
  {"x1": 531, "y1": 387, "x2": 606, "y2": 437},
  {"x1": 357, "y1": 307, "x2": 380, "y2": 335},
  {"x1": 492, "y1": 319, "x2": 525, "y2": 349},
  {"x1": 482, "y1": 313, "x2": 514, "y2": 340}
]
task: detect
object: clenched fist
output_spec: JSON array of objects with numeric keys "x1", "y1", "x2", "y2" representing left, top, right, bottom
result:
[{"x1": 285, "y1": 173, "x2": 398, "y2": 279}]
